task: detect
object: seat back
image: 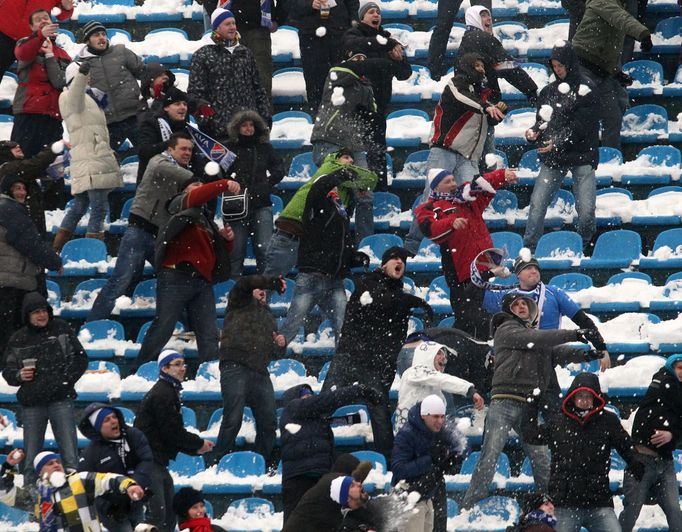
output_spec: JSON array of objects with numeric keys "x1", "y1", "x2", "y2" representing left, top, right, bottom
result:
[
  {"x1": 288, "y1": 152, "x2": 318, "y2": 179},
  {"x1": 535, "y1": 231, "x2": 583, "y2": 259},
  {"x1": 591, "y1": 230, "x2": 641, "y2": 261},
  {"x1": 216, "y1": 451, "x2": 266, "y2": 477},
  {"x1": 548, "y1": 273, "x2": 593, "y2": 292},
  {"x1": 61, "y1": 238, "x2": 107, "y2": 264}
]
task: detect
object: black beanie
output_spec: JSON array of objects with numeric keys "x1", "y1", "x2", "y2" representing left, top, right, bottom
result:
[
  {"x1": 172, "y1": 487, "x2": 204, "y2": 519},
  {"x1": 336, "y1": 147, "x2": 354, "y2": 159},
  {"x1": 1, "y1": 174, "x2": 28, "y2": 196},
  {"x1": 162, "y1": 87, "x2": 188, "y2": 108}
]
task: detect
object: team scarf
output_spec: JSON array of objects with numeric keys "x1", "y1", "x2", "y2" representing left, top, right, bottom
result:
[
  {"x1": 158, "y1": 118, "x2": 173, "y2": 142},
  {"x1": 186, "y1": 123, "x2": 236, "y2": 173},
  {"x1": 469, "y1": 247, "x2": 518, "y2": 291},
  {"x1": 86, "y1": 87, "x2": 108, "y2": 109},
  {"x1": 429, "y1": 176, "x2": 495, "y2": 203}
]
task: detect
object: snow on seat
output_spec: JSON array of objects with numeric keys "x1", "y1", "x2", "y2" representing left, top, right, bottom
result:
[
  {"x1": 218, "y1": 497, "x2": 280, "y2": 532},
  {"x1": 392, "y1": 149, "x2": 429, "y2": 189},
  {"x1": 373, "y1": 192, "x2": 402, "y2": 231},
  {"x1": 392, "y1": 64, "x2": 433, "y2": 103},
  {"x1": 301, "y1": 319, "x2": 336, "y2": 358},
  {"x1": 426, "y1": 276, "x2": 452, "y2": 314},
  {"x1": 119, "y1": 279, "x2": 157, "y2": 317},
  {"x1": 408, "y1": 238, "x2": 442, "y2": 273},
  {"x1": 78, "y1": 319, "x2": 130, "y2": 359},
  {"x1": 0, "y1": 409, "x2": 19, "y2": 448},
  {"x1": 169, "y1": 452, "x2": 206, "y2": 489},
  {"x1": 516, "y1": 149, "x2": 540, "y2": 186},
  {"x1": 119, "y1": 361, "x2": 159, "y2": 401},
  {"x1": 203, "y1": 451, "x2": 266, "y2": 494},
  {"x1": 75, "y1": 0, "x2": 131, "y2": 23},
  {"x1": 272, "y1": 67, "x2": 306, "y2": 105},
  {"x1": 484, "y1": 189, "x2": 517, "y2": 229},
  {"x1": 500, "y1": 62, "x2": 549, "y2": 100},
  {"x1": 135, "y1": 3, "x2": 184, "y2": 22},
  {"x1": 57, "y1": 279, "x2": 106, "y2": 319},
  {"x1": 131, "y1": 28, "x2": 190, "y2": 64},
  {"x1": 548, "y1": 272, "x2": 593, "y2": 293},
  {"x1": 592, "y1": 146, "x2": 623, "y2": 185},
  {"x1": 493, "y1": 22, "x2": 529, "y2": 57},
  {"x1": 0, "y1": 114, "x2": 13, "y2": 141},
  {"x1": 524, "y1": 20, "x2": 569, "y2": 57},
  {"x1": 214, "y1": 279, "x2": 235, "y2": 316},
  {"x1": 48, "y1": 199, "x2": 113, "y2": 234},
  {"x1": 631, "y1": 186, "x2": 682, "y2": 226},
  {"x1": 122, "y1": 320, "x2": 188, "y2": 359},
  {"x1": 279, "y1": 151, "x2": 317, "y2": 190},
  {"x1": 494, "y1": 107, "x2": 535, "y2": 145},
  {"x1": 580, "y1": 229, "x2": 641, "y2": 269},
  {"x1": 271, "y1": 25, "x2": 298, "y2": 63},
  {"x1": 620, "y1": 145, "x2": 680, "y2": 185},
  {"x1": 451, "y1": 495, "x2": 520, "y2": 531},
  {"x1": 609, "y1": 450, "x2": 627, "y2": 491},
  {"x1": 650, "y1": 272, "x2": 682, "y2": 312},
  {"x1": 182, "y1": 360, "x2": 221, "y2": 401},
  {"x1": 649, "y1": 16, "x2": 682, "y2": 54},
  {"x1": 201, "y1": 407, "x2": 256, "y2": 447},
  {"x1": 640, "y1": 228, "x2": 682, "y2": 269},
  {"x1": 352, "y1": 450, "x2": 391, "y2": 492},
  {"x1": 621, "y1": 104, "x2": 668, "y2": 143},
  {"x1": 76, "y1": 361, "x2": 121, "y2": 402},
  {"x1": 588, "y1": 313, "x2": 659, "y2": 354},
  {"x1": 262, "y1": 460, "x2": 282, "y2": 494},
  {"x1": 46, "y1": 280, "x2": 61, "y2": 314},
  {"x1": 595, "y1": 187, "x2": 631, "y2": 227},
  {"x1": 54, "y1": 238, "x2": 108, "y2": 277},
  {"x1": 386, "y1": 109, "x2": 431, "y2": 147},
  {"x1": 663, "y1": 64, "x2": 682, "y2": 96},
  {"x1": 623, "y1": 60, "x2": 664, "y2": 96},
  {"x1": 0, "y1": 501, "x2": 32, "y2": 527},
  {"x1": 534, "y1": 230, "x2": 583, "y2": 269},
  {"x1": 109, "y1": 197, "x2": 133, "y2": 234},
  {"x1": 332, "y1": 404, "x2": 372, "y2": 446},
  {"x1": 590, "y1": 272, "x2": 653, "y2": 313},
  {"x1": 445, "y1": 453, "x2": 510, "y2": 492},
  {"x1": 270, "y1": 111, "x2": 312, "y2": 149},
  {"x1": 268, "y1": 359, "x2": 314, "y2": 400},
  {"x1": 506, "y1": 457, "x2": 535, "y2": 491},
  {"x1": 358, "y1": 233, "x2": 405, "y2": 268},
  {"x1": 0, "y1": 72, "x2": 17, "y2": 109}
]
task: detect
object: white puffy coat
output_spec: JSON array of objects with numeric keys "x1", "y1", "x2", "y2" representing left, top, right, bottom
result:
[
  {"x1": 394, "y1": 341, "x2": 475, "y2": 432},
  {"x1": 59, "y1": 71, "x2": 122, "y2": 195}
]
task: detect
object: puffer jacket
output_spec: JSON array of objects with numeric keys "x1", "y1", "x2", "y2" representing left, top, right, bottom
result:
[
  {"x1": 221, "y1": 111, "x2": 284, "y2": 209},
  {"x1": 395, "y1": 342, "x2": 475, "y2": 431},
  {"x1": 13, "y1": 30, "x2": 70, "y2": 117},
  {"x1": 572, "y1": 0, "x2": 649, "y2": 75},
  {"x1": 0, "y1": 194, "x2": 61, "y2": 290},
  {"x1": 59, "y1": 71, "x2": 122, "y2": 194},
  {"x1": 2, "y1": 292, "x2": 87, "y2": 407},
  {"x1": 188, "y1": 43, "x2": 270, "y2": 138},
  {"x1": 76, "y1": 44, "x2": 146, "y2": 124},
  {"x1": 0, "y1": 0, "x2": 73, "y2": 41},
  {"x1": 219, "y1": 275, "x2": 283, "y2": 373},
  {"x1": 527, "y1": 43, "x2": 599, "y2": 169}
]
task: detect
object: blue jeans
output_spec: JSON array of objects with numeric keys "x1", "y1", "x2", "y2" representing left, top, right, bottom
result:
[
  {"x1": 214, "y1": 362, "x2": 277, "y2": 460},
  {"x1": 462, "y1": 398, "x2": 551, "y2": 508},
  {"x1": 312, "y1": 142, "x2": 374, "y2": 243},
  {"x1": 22, "y1": 399, "x2": 79, "y2": 486},
  {"x1": 619, "y1": 453, "x2": 682, "y2": 532},
  {"x1": 555, "y1": 507, "x2": 621, "y2": 532},
  {"x1": 61, "y1": 188, "x2": 112, "y2": 233},
  {"x1": 99, "y1": 501, "x2": 146, "y2": 532},
  {"x1": 280, "y1": 272, "x2": 346, "y2": 344},
  {"x1": 264, "y1": 229, "x2": 299, "y2": 277},
  {"x1": 88, "y1": 226, "x2": 156, "y2": 321},
  {"x1": 230, "y1": 206, "x2": 274, "y2": 277},
  {"x1": 404, "y1": 147, "x2": 472, "y2": 254},
  {"x1": 523, "y1": 163, "x2": 596, "y2": 251},
  {"x1": 136, "y1": 268, "x2": 219, "y2": 365},
  {"x1": 146, "y1": 461, "x2": 175, "y2": 532}
]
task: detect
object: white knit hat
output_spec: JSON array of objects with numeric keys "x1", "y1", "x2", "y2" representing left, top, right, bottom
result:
[
  {"x1": 330, "y1": 476, "x2": 353, "y2": 507},
  {"x1": 420, "y1": 394, "x2": 446, "y2": 416}
]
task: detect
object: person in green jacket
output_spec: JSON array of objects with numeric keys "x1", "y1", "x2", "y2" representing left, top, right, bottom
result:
[
  {"x1": 571, "y1": 0, "x2": 652, "y2": 149},
  {"x1": 263, "y1": 149, "x2": 377, "y2": 277}
]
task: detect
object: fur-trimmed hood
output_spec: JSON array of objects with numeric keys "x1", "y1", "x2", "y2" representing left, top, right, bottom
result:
[{"x1": 225, "y1": 110, "x2": 270, "y2": 144}]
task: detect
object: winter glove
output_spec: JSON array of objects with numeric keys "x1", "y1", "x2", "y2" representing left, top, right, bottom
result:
[
  {"x1": 196, "y1": 104, "x2": 216, "y2": 119},
  {"x1": 153, "y1": 83, "x2": 165, "y2": 99},
  {"x1": 615, "y1": 71, "x2": 634, "y2": 87},
  {"x1": 420, "y1": 302, "x2": 434, "y2": 328},
  {"x1": 584, "y1": 349, "x2": 606, "y2": 361},
  {"x1": 78, "y1": 61, "x2": 91, "y2": 75},
  {"x1": 351, "y1": 460, "x2": 373, "y2": 482},
  {"x1": 626, "y1": 458, "x2": 646, "y2": 482},
  {"x1": 430, "y1": 442, "x2": 451, "y2": 467},
  {"x1": 640, "y1": 35, "x2": 653, "y2": 53},
  {"x1": 357, "y1": 384, "x2": 383, "y2": 405},
  {"x1": 576, "y1": 328, "x2": 603, "y2": 346},
  {"x1": 351, "y1": 251, "x2": 371, "y2": 269}
]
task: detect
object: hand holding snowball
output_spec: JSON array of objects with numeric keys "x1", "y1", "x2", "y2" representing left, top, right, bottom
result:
[
  {"x1": 504, "y1": 169, "x2": 518, "y2": 183},
  {"x1": 525, "y1": 129, "x2": 539, "y2": 142},
  {"x1": 272, "y1": 332, "x2": 286, "y2": 347},
  {"x1": 127, "y1": 485, "x2": 145, "y2": 501},
  {"x1": 6, "y1": 449, "x2": 25, "y2": 466}
]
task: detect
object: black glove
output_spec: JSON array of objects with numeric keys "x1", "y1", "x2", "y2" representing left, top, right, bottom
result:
[
  {"x1": 358, "y1": 384, "x2": 383, "y2": 405},
  {"x1": 420, "y1": 302, "x2": 434, "y2": 328},
  {"x1": 430, "y1": 442, "x2": 451, "y2": 466},
  {"x1": 640, "y1": 35, "x2": 653, "y2": 53},
  {"x1": 584, "y1": 349, "x2": 606, "y2": 361},
  {"x1": 351, "y1": 251, "x2": 370, "y2": 269},
  {"x1": 615, "y1": 71, "x2": 634, "y2": 87},
  {"x1": 626, "y1": 459, "x2": 646, "y2": 482},
  {"x1": 576, "y1": 328, "x2": 603, "y2": 346},
  {"x1": 78, "y1": 61, "x2": 91, "y2": 75}
]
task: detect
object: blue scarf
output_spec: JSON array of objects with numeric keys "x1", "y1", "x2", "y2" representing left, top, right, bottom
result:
[
  {"x1": 524, "y1": 510, "x2": 557, "y2": 529},
  {"x1": 86, "y1": 87, "x2": 108, "y2": 109},
  {"x1": 159, "y1": 371, "x2": 183, "y2": 393},
  {"x1": 37, "y1": 482, "x2": 58, "y2": 532}
]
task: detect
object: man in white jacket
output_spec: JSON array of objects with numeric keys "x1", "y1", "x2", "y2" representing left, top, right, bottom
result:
[{"x1": 395, "y1": 341, "x2": 484, "y2": 432}]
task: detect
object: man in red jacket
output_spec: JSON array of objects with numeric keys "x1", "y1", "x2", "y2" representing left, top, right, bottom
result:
[
  {"x1": 416, "y1": 167, "x2": 517, "y2": 339},
  {"x1": 0, "y1": 0, "x2": 72, "y2": 80},
  {"x1": 10, "y1": 8, "x2": 71, "y2": 158}
]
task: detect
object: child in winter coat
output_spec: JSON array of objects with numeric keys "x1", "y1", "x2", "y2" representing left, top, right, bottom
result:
[
  {"x1": 394, "y1": 341, "x2": 484, "y2": 432},
  {"x1": 172, "y1": 487, "x2": 225, "y2": 532}
]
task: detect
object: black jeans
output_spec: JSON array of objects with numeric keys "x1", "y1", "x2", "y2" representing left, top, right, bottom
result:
[
  {"x1": 0, "y1": 32, "x2": 16, "y2": 81},
  {"x1": 146, "y1": 461, "x2": 176, "y2": 532},
  {"x1": 10, "y1": 114, "x2": 63, "y2": 159},
  {"x1": 282, "y1": 475, "x2": 319, "y2": 524},
  {"x1": 108, "y1": 115, "x2": 139, "y2": 153},
  {"x1": 448, "y1": 277, "x2": 490, "y2": 340},
  {"x1": 298, "y1": 30, "x2": 344, "y2": 113},
  {"x1": 0, "y1": 287, "x2": 29, "y2": 356}
]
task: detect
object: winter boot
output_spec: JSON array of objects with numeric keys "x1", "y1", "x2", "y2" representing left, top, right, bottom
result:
[{"x1": 52, "y1": 228, "x2": 73, "y2": 253}]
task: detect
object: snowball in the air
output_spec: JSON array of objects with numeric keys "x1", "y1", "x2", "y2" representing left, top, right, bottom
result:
[
  {"x1": 315, "y1": 26, "x2": 327, "y2": 37},
  {"x1": 331, "y1": 86, "x2": 346, "y2": 106},
  {"x1": 51, "y1": 140, "x2": 65, "y2": 154},
  {"x1": 51, "y1": 6, "x2": 62, "y2": 16},
  {"x1": 518, "y1": 247, "x2": 532, "y2": 262},
  {"x1": 359, "y1": 291, "x2": 373, "y2": 306},
  {"x1": 578, "y1": 84, "x2": 591, "y2": 96},
  {"x1": 330, "y1": 71, "x2": 338, "y2": 81},
  {"x1": 558, "y1": 82, "x2": 570, "y2": 94},
  {"x1": 539, "y1": 104, "x2": 553, "y2": 122},
  {"x1": 484, "y1": 153, "x2": 498, "y2": 168},
  {"x1": 285, "y1": 423, "x2": 302, "y2": 434},
  {"x1": 204, "y1": 161, "x2": 220, "y2": 176},
  {"x1": 376, "y1": 34, "x2": 388, "y2": 45}
]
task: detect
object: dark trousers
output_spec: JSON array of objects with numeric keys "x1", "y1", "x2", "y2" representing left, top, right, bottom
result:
[
  {"x1": 433, "y1": 481, "x2": 448, "y2": 532},
  {"x1": 0, "y1": 32, "x2": 16, "y2": 80},
  {"x1": 448, "y1": 277, "x2": 490, "y2": 340},
  {"x1": 298, "y1": 31, "x2": 344, "y2": 113},
  {"x1": 108, "y1": 116, "x2": 139, "y2": 153},
  {"x1": 10, "y1": 114, "x2": 63, "y2": 159},
  {"x1": 366, "y1": 115, "x2": 389, "y2": 191},
  {"x1": 282, "y1": 475, "x2": 319, "y2": 524},
  {"x1": 0, "y1": 287, "x2": 28, "y2": 356},
  {"x1": 147, "y1": 461, "x2": 176, "y2": 532},
  {"x1": 240, "y1": 27, "x2": 273, "y2": 104}
]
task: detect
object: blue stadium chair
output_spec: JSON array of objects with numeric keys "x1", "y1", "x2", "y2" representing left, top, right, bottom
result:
[
  {"x1": 0, "y1": 115, "x2": 13, "y2": 124},
  {"x1": 181, "y1": 406, "x2": 198, "y2": 431},
  {"x1": 485, "y1": 189, "x2": 517, "y2": 229},
  {"x1": 106, "y1": 28, "x2": 131, "y2": 41},
  {"x1": 262, "y1": 461, "x2": 283, "y2": 494},
  {"x1": 78, "y1": 319, "x2": 125, "y2": 359},
  {"x1": 590, "y1": 272, "x2": 652, "y2": 313},
  {"x1": 271, "y1": 194, "x2": 284, "y2": 218},
  {"x1": 604, "y1": 313, "x2": 659, "y2": 354},
  {"x1": 392, "y1": 65, "x2": 429, "y2": 103},
  {"x1": 446, "y1": 452, "x2": 510, "y2": 491},
  {"x1": 46, "y1": 280, "x2": 61, "y2": 310},
  {"x1": 536, "y1": 189, "x2": 575, "y2": 229},
  {"x1": 595, "y1": 187, "x2": 631, "y2": 227},
  {"x1": 271, "y1": 26, "x2": 296, "y2": 63},
  {"x1": 535, "y1": 231, "x2": 583, "y2": 269},
  {"x1": 426, "y1": 276, "x2": 452, "y2": 314},
  {"x1": 344, "y1": 277, "x2": 355, "y2": 296},
  {"x1": 438, "y1": 316, "x2": 456, "y2": 328},
  {"x1": 651, "y1": 16, "x2": 682, "y2": 54},
  {"x1": 495, "y1": 108, "x2": 535, "y2": 145},
  {"x1": 506, "y1": 457, "x2": 535, "y2": 491},
  {"x1": 621, "y1": 104, "x2": 668, "y2": 143},
  {"x1": 491, "y1": 232, "x2": 524, "y2": 260},
  {"x1": 358, "y1": 234, "x2": 404, "y2": 267},
  {"x1": 0, "y1": 502, "x2": 31, "y2": 526},
  {"x1": 448, "y1": 498, "x2": 460, "y2": 518},
  {"x1": 400, "y1": 193, "x2": 426, "y2": 231},
  {"x1": 607, "y1": 356, "x2": 666, "y2": 397},
  {"x1": 76, "y1": 361, "x2": 120, "y2": 402},
  {"x1": 280, "y1": 151, "x2": 317, "y2": 190},
  {"x1": 647, "y1": 0, "x2": 679, "y2": 12},
  {"x1": 57, "y1": 28, "x2": 76, "y2": 42},
  {"x1": 78, "y1": 0, "x2": 129, "y2": 23},
  {"x1": 651, "y1": 272, "x2": 682, "y2": 312},
  {"x1": 631, "y1": 186, "x2": 682, "y2": 225},
  {"x1": 517, "y1": 149, "x2": 540, "y2": 186},
  {"x1": 580, "y1": 230, "x2": 641, "y2": 269},
  {"x1": 407, "y1": 239, "x2": 442, "y2": 273},
  {"x1": 115, "y1": 406, "x2": 135, "y2": 425},
  {"x1": 548, "y1": 272, "x2": 593, "y2": 292},
  {"x1": 269, "y1": 277, "x2": 295, "y2": 316},
  {"x1": 526, "y1": 20, "x2": 569, "y2": 58},
  {"x1": 136, "y1": 5, "x2": 183, "y2": 21},
  {"x1": 204, "y1": 451, "x2": 266, "y2": 494},
  {"x1": 302, "y1": 319, "x2": 336, "y2": 358},
  {"x1": 120, "y1": 279, "x2": 157, "y2": 317},
  {"x1": 0, "y1": 73, "x2": 17, "y2": 108},
  {"x1": 663, "y1": 64, "x2": 682, "y2": 96},
  {"x1": 393, "y1": 149, "x2": 429, "y2": 189},
  {"x1": 169, "y1": 453, "x2": 206, "y2": 488},
  {"x1": 214, "y1": 279, "x2": 235, "y2": 316},
  {"x1": 408, "y1": 316, "x2": 424, "y2": 333},
  {"x1": 332, "y1": 404, "x2": 370, "y2": 446},
  {"x1": 271, "y1": 111, "x2": 313, "y2": 149},
  {"x1": 142, "y1": 29, "x2": 188, "y2": 63},
  {"x1": 623, "y1": 60, "x2": 664, "y2": 96},
  {"x1": 609, "y1": 450, "x2": 626, "y2": 491},
  {"x1": 204, "y1": 407, "x2": 253, "y2": 445},
  {"x1": 119, "y1": 361, "x2": 158, "y2": 401},
  {"x1": 593, "y1": 146, "x2": 623, "y2": 184},
  {"x1": 621, "y1": 145, "x2": 680, "y2": 185},
  {"x1": 639, "y1": 228, "x2": 682, "y2": 269},
  {"x1": 494, "y1": 149, "x2": 509, "y2": 169},
  {"x1": 386, "y1": 109, "x2": 430, "y2": 147},
  {"x1": 352, "y1": 450, "x2": 389, "y2": 491},
  {"x1": 56, "y1": 238, "x2": 107, "y2": 277},
  {"x1": 272, "y1": 67, "x2": 306, "y2": 105},
  {"x1": 318, "y1": 361, "x2": 331, "y2": 384},
  {"x1": 269, "y1": 359, "x2": 307, "y2": 399},
  {"x1": 382, "y1": 22, "x2": 414, "y2": 33},
  {"x1": 373, "y1": 192, "x2": 402, "y2": 231},
  {"x1": 465, "y1": 496, "x2": 520, "y2": 530},
  {"x1": 122, "y1": 320, "x2": 185, "y2": 359},
  {"x1": 59, "y1": 279, "x2": 107, "y2": 319},
  {"x1": 493, "y1": 22, "x2": 529, "y2": 57}
]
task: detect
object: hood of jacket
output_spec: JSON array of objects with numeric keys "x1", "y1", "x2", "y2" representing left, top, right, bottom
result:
[
  {"x1": 549, "y1": 41, "x2": 581, "y2": 83},
  {"x1": 456, "y1": 52, "x2": 486, "y2": 84},
  {"x1": 465, "y1": 5, "x2": 490, "y2": 31},
  {"x1": 411, "y1": 341, "x2": 449, "y2": 371},
  {"x1": 490, "y1": 294, "x2": 539, "y2": 335},
  {"x1": 664, "y1": 353, "x2": 682, "y2": 377},
  {"x1": 140, "y1": 62, "x2": 176, "y2": 99},
  {"x1": 226, "y1": 110, "x2": 270, "y2": 144},
  {"x1": 281, "y1": 383, "x2": 314, "y2": 408},
  {"x1": 561, "y1": 372, "x2": 606, "y2": 425},
  {"x1": 78, "y1": 402, "x2": 127, "y2": 441},
  {"x1": 0, "y1": 142, "x2": 18, "y2": 165},
  {"x1": 21, "y1": 292, "x2": 54, "y2": 325}
]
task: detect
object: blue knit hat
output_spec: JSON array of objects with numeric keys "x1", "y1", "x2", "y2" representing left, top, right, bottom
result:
[
  {"x1": 211, "y1": 8, "x2": 235, "y2": 30},
  {"x1": 664, "y1": 354, "x2": 682, "y2": 376},
  {"x1": 34, "y1": 452, "x2": 60, "y2": 474},
  {"x1": 428, "y1": 168, "x2": 451, "y2": 191},
  {"x1": 158, "y1": 349, "x2": 184, "y2": 369},
  {"x1": 330, "y1": 476, "x2": 354, "y2": 507},
  {"x1": 88, "y1": 407, "x2": 115, "y2": 433}
]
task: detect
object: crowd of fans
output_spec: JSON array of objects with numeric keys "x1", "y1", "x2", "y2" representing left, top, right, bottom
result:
[{"x1": 0, "y1": 0, "x2": 679, "y2": 530}]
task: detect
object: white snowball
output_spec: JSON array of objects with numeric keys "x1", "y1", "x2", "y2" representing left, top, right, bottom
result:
[
  {"x1": 538, "y1": 122, "x2": 548, "y2": 130},
  {"x1": 539, "y1": 104, "x2": 553, "y2": 122},
  {"x1": 455, "y1": 417, "x2": 471, "y2": 433},
  {"x1": 578, "y1": 84, "x2": 591, "y2": 96},
  {"x1": 532, "y1": 387, "x2": 541, "y2": 396},
  {"x1": 376, "y1": 34, "x2": 388, "y2": 45},
  {"x1": 484, "y1": 153, "x2": 498, "y2": 168},
  {"x1": 558, "y1": 82, "x2": 570, "y2": 94},
  {"x1": 285, "y1": 423, "x2": 302, "y2": 434},
  {"x1": 10, "y1": 450, "x2": 22, "y2": 460},
  {"x1": 51, "y1": 140, "x2": 65, "y2": 154},
  {"x1": 359, "y1": 291, "x2": 374, "y2": 306},
  {"x1": 315, "y1": 26, "x2": 327, "y2": 37},
  {"x1": 331, "y1": 86, "x2": 346, "y2": 106},
  {"x1": 204, "y1": 161, "x2": 220, "y2": 176},
  {"x1": 518, "y1": 247, "x2": 532, "y2": 262},
  {"x1": 49, "y1": 471, "x2": 67, "y2": 488},
  {"x1": 330, "y1": 72, "x2": 338, "y2": 81},
  {"x1": 553, "y1": 39, "x2": 566, "y2": 48},
  {"x1": 51, "y1": 6, "x2": 62, "y2": 16},
  {"x1": 407, "y1": 491, "x2": 422, "y2": 505}
]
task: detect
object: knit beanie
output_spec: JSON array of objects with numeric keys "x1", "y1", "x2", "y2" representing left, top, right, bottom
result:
[
  {"x1": 211, "y1": 8, "x2": 235, "y2": 30},
  {"x1": 513, "y1": 248, "x2": 541, "y2": 275},
  {"x1": 162, "y1": 87, "x2": 188, "y2": 108},
  {"x1": 330, "y1": 476, "x2": 354, "y2": 507},
  {"x1": 358, "y1": 1, "x2": 380, "y2": 20},
  {"x1": 336, "y1": 147, "x2": 354, "y2": 159},
  {"x1": 381, "y1": 246, "x2": 412, "y2": 266},
  {"x1": 34, "y1": 452, "x2": 60, "y2": 474},
  {"x1": 88, "y1": 407, "x2": 115, "y2": 433},
  {"x1": 664, "y1": 353, "x2": 682, "y2": 376},
  {"x1": 81, "y1": 21, "x2": 106, "y2": 43},
  {"x1": 172, "y1": 487, "x2": 205, "y2": 519},
  {"x1": 420, "y1": 394, "x2": 446, "y2": 416},
  {"x1": 158, "y1": 350, "x2": 183, "y2": 369},
  {"x1": 427, "y1": 168, "x2": 451, "y2": 191}
]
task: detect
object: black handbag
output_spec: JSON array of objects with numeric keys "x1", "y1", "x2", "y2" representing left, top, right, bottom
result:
[{"x1": 220, "y1": 188, "x2": 249, "y2": 222}]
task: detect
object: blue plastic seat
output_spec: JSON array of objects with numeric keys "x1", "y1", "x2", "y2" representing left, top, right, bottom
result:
[
  {"x1": 78, "y1": 319, "x2": 125, "y2": 359},
  {"x1": 0, "y1": 502, "x2": 31, "y2": 526},
  {"x1": 630, "y1": 186, "x2": 682, "y2": 225},
  {"x1": 123, "y1": 321, "x2": 185, "y2": 359},
  {"x1": 352, "y1": 450, "x2": 389, "y2": 491},
  {"x1": 228, "y1": 497, "x2": 275, "y2": 514},
  {"x1": 358, "y1": 234, "x2": 404, "y2": 267},
  {"x1": 106, "y1": 28, "x2": 131, "y2": 41},
  {"x1": 407, "y1": 239, "x2": 442, "y2": 273},
  {"x1": 119, "y1": 279, "x2": 157, "y2": 317},
  {"x1": 426, "y1": 276, "x2": 452, "y2": 314},
  {"x1": 392, "y1": 64, "x2": 428, "y2": 103},
  {"x1": 663, "y1": 64, "x2": 682, "y2": 96},
  {"x1": 60, "y1": 279, "x2": 108, "y2": 319},
  {"x1": 373, "y1": 192, "x2": 402, "y2": 231},
  {"x1": 621, "y1": 145, "x2": 680, "y2": 185},
  {"x1": 280, "y1": 151, "x2": 317, "y2": 190},
  {"x1": 447, "y1": 452, "x2": 510, "y2": 491},
  {"x1": 169, "y1": 453, "x2": 206, "y2": 488},
  {"x1": 271, "y1": 111, "x2": 313, "y2": 149},
  {"x1": 535, "y1": 231, "x2": 583, "y2": 269},
  {"x1": 78, "y1": 0, "x2": 129, "y2": 23},
  {"x1": 57, "y1": 238, "x2": 107, "y2": 277},
  {"x1": 272, "y1": 67, "x2": 306, "y2": 105},
  {"x1": 465, "y1": 496, "x2": 521, "y2": 529},
  {"x1": 506, "y1": 457, "x2": 535, "y2": 491},
  {"x1": 393, "y1": 149, "x2": 429, "y2": 189},
  {"x1": 590, "y1": 272, "x2": 652, "y2": 313},
  {"x1": 595, "y1": 187, "x2": 632, "y2": 227},
  {"x1": 621, "y1": 104, "x2": 668, "y2": 143},
  {"x1": 204, "y1": 407, "x2": 253, "y2": 446},
  {"x1": 493, "y1": 22, "x2": 529, "y2": 56},
  {"x1": 109, "y1": 197, "x2": 133, "y2": 234},
  {"x1": 514, "y1": 189, "x2": 575, "y2": 230},
  {"x1": 581, "y1": 230, "x2": 641, "y2": 269},
  {"x1": 332, "y1": 404, "x2": 370, "y2": 446},
  {"x1": 548, "y1": 272, "x2": 593, "y2": 292},
  {"x1": 214, "y1": 279, "x2": 235, "y2": 316},
  {"x1": 46, "y1": 280, "x2": 61, "y2": 310},
  {"x1": 491, "y1": 232, "x2": 524, "y2": 260},
  {"x1": 302, "y1": 319, "x2": 336, "y2": 358},
  {"x1": 651, "y1": 272, "x2": 682, "y2": 312},
  {"x1": 386, "y1": 109, "x2": 430, "y2": 147},
  {"x1": 640, "y1": 228, "x2": 682, "y2": 269},
  {"x1": 623, "y1": 60, "x2": 664, "y2": 96},
  {"x1": 517, "y1": 149, "x2": 540, "y2": 186},
  {"x1": 269, "y1": 358, "x2": 307, "y2": 399},
  {"x1": 651, "y1": 16, "x2": 682, "y2": 53},
  {"x1": 318, "y1": 361, "x2": 331, "y2": 384},
  {"x1": 485, "y1": 189, "x2": 517, "y2": 229},
  {"x1": 438, "y1": 316, "x2": 456, "y2": 328},
  {"x1": 204, "y1": 451, "x2": 266, "y2": 494}
]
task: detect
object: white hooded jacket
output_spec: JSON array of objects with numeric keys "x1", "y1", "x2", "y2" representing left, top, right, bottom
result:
[{"x1": 394, "y1": 341, "x2": 474, "y2": 432}]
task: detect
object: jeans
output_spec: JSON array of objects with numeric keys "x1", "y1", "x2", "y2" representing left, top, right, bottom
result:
[
  {"x1": 263, "y1": 229, "x2": 299, "y2": 277},
  {"x1": 578, "y1": 65, "x2": 628, "y2": 150},
  {"x1": 61, "y1": 188, "x2": 112, "y2": 233},
  {"x1": 619, "y1": 453, "x2": 682, "y2": 532},
  {"x1": 230, "y1": 206, "x2": 274, "y2": 277},
  {"x1": 98, "y1": 501, "x2": 146, "y2": 532},
  {"x1": 555, "y1": 507, "x2": 622, "y2": 532},
  {"x1": 136, "y1": 269, "x2": 219, "y2": 365},
  {"x1": 404, "y1": 147, "x2": 472, "y2": 254},
  {"x1": 146, "y1": 461, "x2": 175, "y2": 532},
  {"x1": 462, "y1": 398, "x2": 551, "y2": 508},
  {"x1": 280, "y1": 272, "x2": 346, "y2": 344},
  {"x1": 523, "y1": 163, "x2": 596, "y2": 251},
  {"x1": 299, "y1": 30, "x2": 345, "y2": 112},
  {"x1": 88, "y1": 226, "x2": 156, "y2": 321},
  {"x1": 22, "y1": 399, "x2": 79, "y2": 486},
  {"x1": 214, "y1": 362, "x2": 277, "y2": 460}
]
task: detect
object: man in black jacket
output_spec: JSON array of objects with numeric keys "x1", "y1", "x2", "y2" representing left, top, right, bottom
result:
[
  {"x1": 619, "y1": 354, "x2": 682, "y2": 531},
  {"x1": 2, "y1": 292, "x2": 86, "y2": 489},
  {"x1": 280, "y1": 383, "x2": 382, "y2": 523},
  {"x1": 323, "y1": 246, "x2": 433, "y2": 459},
  {"x1": 78, "y1": 403, "x2": 154, "y2": 531},
  {"x1": 212, "y1": 274, "x2": 286, "y2": 463},
  {"x1": 134, "y1": 350, "x2": 214, "y2": 532}
]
